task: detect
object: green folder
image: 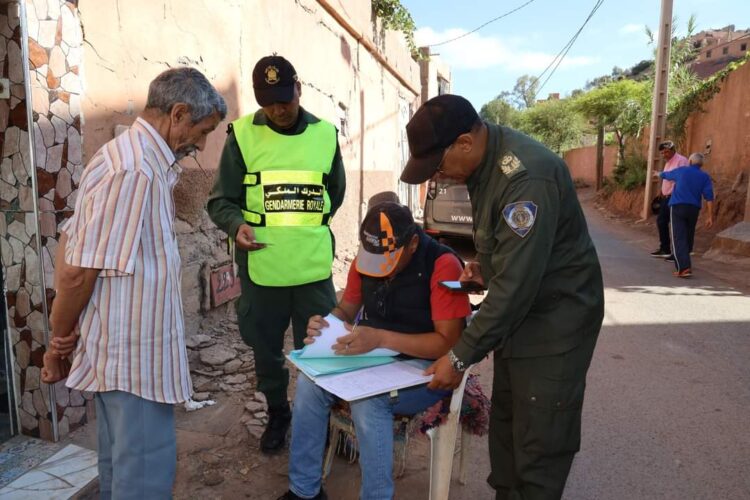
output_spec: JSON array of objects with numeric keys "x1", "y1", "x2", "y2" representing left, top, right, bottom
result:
[{"x1": 287, "y1": 349, "x2": 395, "y2": 378}]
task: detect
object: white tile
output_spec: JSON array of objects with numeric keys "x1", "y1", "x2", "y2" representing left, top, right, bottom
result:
[{"x1": 0, "y1": 444, "x2": 98, "y2": 499}]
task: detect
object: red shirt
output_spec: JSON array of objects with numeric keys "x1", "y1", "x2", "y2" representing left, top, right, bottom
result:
[{"x1": 343, "y1": 254, "x2": 472, "y2": 322}]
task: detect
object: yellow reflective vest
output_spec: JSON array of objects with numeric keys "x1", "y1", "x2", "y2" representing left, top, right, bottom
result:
[{"x1": 232, "y1": 114, "x2": 337, "y2": 286}]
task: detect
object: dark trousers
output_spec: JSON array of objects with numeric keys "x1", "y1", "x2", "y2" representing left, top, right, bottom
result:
[
  {"x1": 656, "y1": 195, "x2": 672, "y2": 252},
  {"x1": 237, "y1": 269, "x2": 336, "y2": 408},
  {"x1": 488, "y1": 331, "x2": 599, "y2": 500},
  {"x1": 670, "y1": 203, "x2": 700, "y2": 272}
]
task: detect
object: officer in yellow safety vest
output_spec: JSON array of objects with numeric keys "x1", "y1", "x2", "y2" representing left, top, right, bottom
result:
[{"x1": 208, "y1": 55, "x2": 346, "y2": 453}]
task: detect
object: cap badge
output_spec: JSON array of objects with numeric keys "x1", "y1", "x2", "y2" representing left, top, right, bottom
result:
[{"x1": 265, "y1": 65, "x2": 280, "y2": 85}]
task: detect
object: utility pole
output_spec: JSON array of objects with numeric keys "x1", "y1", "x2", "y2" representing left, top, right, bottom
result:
[
  {"x1": 642, "y1": 0, "x2": 673, "y2": 219},
  {"x1": 596, "y1": 123, "x2": 604, "y2": 191}
]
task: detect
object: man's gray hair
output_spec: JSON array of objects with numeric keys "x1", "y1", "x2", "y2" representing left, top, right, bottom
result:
[
  {"x1": 146, "y1": 67, "x2": 227, "y2": 123},
  {"x1": 689, "y1": 152, "x2": 704, "y2": 166}
]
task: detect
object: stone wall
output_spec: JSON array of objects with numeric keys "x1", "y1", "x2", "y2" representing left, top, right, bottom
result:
[
  {"x1": 0, "y1": 0, "x2": 90, "y2": 441},
  {"x1": 27, "y1": 0, "x2": 90, "y2": 440},
  {"x1": 0, "y1": 0, "x2": 45, "y2": 439},
  {"x1": 0, "y1": 1, "x2": 50, "y2": 440}
]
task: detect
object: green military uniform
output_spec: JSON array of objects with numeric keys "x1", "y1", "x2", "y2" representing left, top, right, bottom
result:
[
  {"x1": 207, "y1": 108, "x2": 345, "y2": 408},
  {"x1": 451, "y1": 124, "x2": 604, "y2": 499}
]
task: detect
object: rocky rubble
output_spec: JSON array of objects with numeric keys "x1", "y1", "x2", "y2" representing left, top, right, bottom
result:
[{"x1": 184, "y1": 249, "x2": 355, "y2": 440}]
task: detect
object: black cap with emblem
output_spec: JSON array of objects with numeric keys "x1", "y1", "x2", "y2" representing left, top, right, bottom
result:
[
  {"x1": 252, "y1": 55, "x2": 298, "y2": 107},
  {"x1": 400, "y1": 94, "x2": 480, "y2": 185}
]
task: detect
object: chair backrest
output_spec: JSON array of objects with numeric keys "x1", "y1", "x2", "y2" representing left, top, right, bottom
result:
[
  {"x1": 447, "y1": 310, "x2": 477, "y2": 413},
  {"x1": 448, "y1": 366, "x2": 471, "y2": 413}
]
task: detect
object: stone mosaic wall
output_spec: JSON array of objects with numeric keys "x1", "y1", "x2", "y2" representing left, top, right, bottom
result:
[
  {"x1": 0, "y1": 0, "x2": 88, "y2": 441},
  {"x1": 1, "y1": 1, "x2": 51, "y2": 440},
  {"x1": 26, "y1": 0, "x2": 90, "y2": 439}
]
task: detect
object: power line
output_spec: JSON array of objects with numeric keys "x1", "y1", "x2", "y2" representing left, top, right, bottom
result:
[
  {"x1": 533, "y1": 0, "x2": 606, "y2": 95},
  {"x1": 428, "y1": 0, "x2": 538, "y2": 48}
]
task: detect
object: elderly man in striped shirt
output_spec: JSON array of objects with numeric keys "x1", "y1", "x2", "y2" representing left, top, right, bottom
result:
[{"x1": 41, "y1": 67, "x2": 226, "y2": 498}]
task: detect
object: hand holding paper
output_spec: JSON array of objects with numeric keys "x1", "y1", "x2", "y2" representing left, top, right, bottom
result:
[
  {"x1": 332, "y1": 324, "x2": 385, "y2": 355},
  {"x1": 299, "y1": 313, "x2": 398, "y2": 359}
]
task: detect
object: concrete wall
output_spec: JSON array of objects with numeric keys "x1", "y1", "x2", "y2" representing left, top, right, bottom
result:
[
  {"x1": 683, "y1": 59, "x2": 750, "y2": 180},
  {"x1": 563, "y1": 145, "x2": 618, "y2": 186},
  {"x1": 76, "y1": 0, "x2": 424, "y2": 342},
  {"x1": 77, "y1": 0, "x2": 422, "y2": 255}
]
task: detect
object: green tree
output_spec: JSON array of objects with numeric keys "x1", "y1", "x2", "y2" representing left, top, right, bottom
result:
[
  {"x1": 574, "y1": 79, "x2": 650, "y2": 162},
  {"x1": 512, "y1": 74, "x2": 539, "y2": 109},
  {"x1": 479, "y1": 98, "x2": 518, "y2": 126},
  {"x1": 516, "y1": 98, "x2": 584, "y2": 154}
]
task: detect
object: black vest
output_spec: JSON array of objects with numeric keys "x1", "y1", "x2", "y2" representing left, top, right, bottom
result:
[{"x1": 360, "y1": 229, "x2": 459, "y2": 333}]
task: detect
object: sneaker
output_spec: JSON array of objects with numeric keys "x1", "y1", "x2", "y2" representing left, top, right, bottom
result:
[
  {"x1": 673, "y1": 268, "x2": 692, "y2": 278},
  {"x1": 650, "y1": 249, "x2": 671, "y2": 258},
  {"x1": 665, "y1": 255, "x2": 675, "y2": 262},
  {"x1": 261, "y1": 403, "x2": 292, "y2": 454},
  {"x1": 277, "y1": 490, "x2": 328, "y2": 500}
]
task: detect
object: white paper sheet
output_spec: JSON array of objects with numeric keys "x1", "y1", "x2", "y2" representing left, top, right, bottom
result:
[
  {"x1": 313, "y1": 358, "x2": 433, "y2": 401},
  {"x1": 298, "y1": 313, "x2": 399, "y2": 359}
]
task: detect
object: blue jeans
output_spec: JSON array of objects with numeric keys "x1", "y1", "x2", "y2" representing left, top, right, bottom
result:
[
  {"x1": 95, "y1": 391, "x2": 176, "y2": 500},
  {"x1": 288, "y1": 374, "x2": 450, "y2": 499}
]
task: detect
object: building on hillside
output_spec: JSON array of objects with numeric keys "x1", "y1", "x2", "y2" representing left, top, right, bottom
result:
[
  {"x1": 691, "y1": 25, "x2": 750, "y2": 78},
  {"x1": 536, "y1": 92, "x2": 561, "y2": 104},
  {"x1": 0, "y1": 0, "x2": 450, "y2": 442}
]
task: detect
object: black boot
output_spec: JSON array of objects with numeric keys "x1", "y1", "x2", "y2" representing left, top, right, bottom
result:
[
  {"x1": 261, "y1": 402, "x2": 292, "y2": 453},
  {"x1": 276, "y1": 489, "x2": 327, "y2": 500}
]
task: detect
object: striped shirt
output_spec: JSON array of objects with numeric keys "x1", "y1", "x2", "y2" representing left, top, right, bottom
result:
[{"x1": 62, "y1": 117, "x2": 192, "y2": 404}]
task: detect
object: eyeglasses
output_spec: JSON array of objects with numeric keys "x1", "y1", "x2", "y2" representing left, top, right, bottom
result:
[{"x1": 435, "y1": 144, "x2": 453, "y2": 176}]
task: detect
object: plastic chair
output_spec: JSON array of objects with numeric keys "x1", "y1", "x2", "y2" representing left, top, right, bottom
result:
[
  {"x1": 322, "y1": 367, "x2": 473, "y2": 500},
  {"x1": 426, "y1": 366, "x2": 472, "y2": 500}
]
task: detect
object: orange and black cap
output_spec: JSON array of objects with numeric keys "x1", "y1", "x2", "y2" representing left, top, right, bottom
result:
[{"x1": 355, "y1": 202, "x2": 417, "y2": 278}]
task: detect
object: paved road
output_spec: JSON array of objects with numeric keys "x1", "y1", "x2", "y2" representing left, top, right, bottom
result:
[
  {"x1": 401, "y1": 199, "x2": 750, "y2": 500},
  {"x1": 563, "y1": 205, "x2": 750, "y2": 500}
]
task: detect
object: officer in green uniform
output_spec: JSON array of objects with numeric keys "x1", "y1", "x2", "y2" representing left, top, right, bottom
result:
[
  {"x1": 207, "y1": 55, "x2": 345, "y2": 453},
  {"x1": 403, "y1": 95, "x2": 604, "y2": 500}
]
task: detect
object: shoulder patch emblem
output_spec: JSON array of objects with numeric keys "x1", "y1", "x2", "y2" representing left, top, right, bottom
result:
[
  {"x1": 498, "y1": 153, "x2": 525, "y2": 177},
  {"x1": 502, "y1": 201, "x2": 538, "y2": 238}
]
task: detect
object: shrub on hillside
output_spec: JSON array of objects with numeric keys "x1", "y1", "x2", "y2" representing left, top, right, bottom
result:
[{"x1": 612, "y1": 153, "x2": 647, "y2": 191}]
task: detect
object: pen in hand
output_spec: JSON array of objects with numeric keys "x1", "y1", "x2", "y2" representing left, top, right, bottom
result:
[{"x1": 350, "y1": 308, "x2": 363, "y2": 336}]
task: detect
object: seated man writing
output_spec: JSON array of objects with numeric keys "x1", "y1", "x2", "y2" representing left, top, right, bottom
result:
[{"x1": 278, "y1": 202, "x2": 472, "y2": 500}]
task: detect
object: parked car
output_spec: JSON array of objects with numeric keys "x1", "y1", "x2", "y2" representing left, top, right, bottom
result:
[{"x1": 422, "y1": 178, "x2": 473, "y2": 239}]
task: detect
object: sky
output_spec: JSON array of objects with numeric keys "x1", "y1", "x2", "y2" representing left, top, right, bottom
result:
[{"x1": 401, "y1": 0, "x2": 750, "y2": 109}]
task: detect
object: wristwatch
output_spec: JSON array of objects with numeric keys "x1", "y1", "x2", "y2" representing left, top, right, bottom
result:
[{"x1": 448, "y1": 350, "x2": 467, "y2": 373}]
